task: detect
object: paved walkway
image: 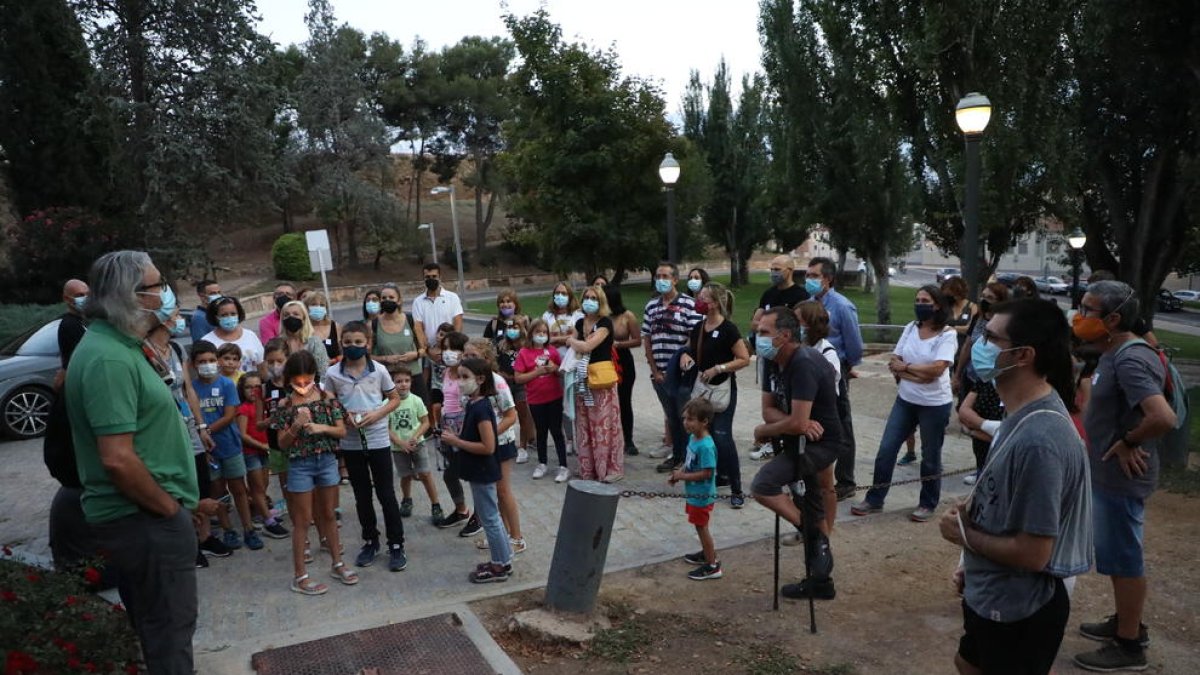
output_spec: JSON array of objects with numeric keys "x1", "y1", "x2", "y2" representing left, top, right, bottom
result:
[{"x1": 0, "y1": 354, "x2": 975, "y2": 673}]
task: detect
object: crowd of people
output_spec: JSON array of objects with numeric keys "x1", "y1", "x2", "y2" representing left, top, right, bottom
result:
[{"x1": 39, "y1": 249, "x2": 1181, "y2": 674}]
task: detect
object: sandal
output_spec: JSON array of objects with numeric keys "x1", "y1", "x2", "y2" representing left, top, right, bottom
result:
[
  {"x1": 320, "y1": 537, "x2": 344, "y2": 555},
  {"x1": 330, "y1": 561, "x2": 359, "y2": 585},
  {"x1": 303, "y1": 548, "x2": 314, "y2": 564},
  {"x1": 290, "y1": 574, "x2": 328, "y2": 596}
]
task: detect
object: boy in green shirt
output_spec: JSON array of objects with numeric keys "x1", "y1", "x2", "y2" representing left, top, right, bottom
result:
[{"x1": 388, "y1": 369, "x2": 443, "y2": 524}]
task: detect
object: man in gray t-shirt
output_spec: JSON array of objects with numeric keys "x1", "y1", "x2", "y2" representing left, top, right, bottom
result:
[{"x1": 940, "y1": 299, "x2": 1091, "y2": 675}]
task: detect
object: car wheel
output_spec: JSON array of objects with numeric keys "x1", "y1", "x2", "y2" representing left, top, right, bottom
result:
[{"x1": 2, "y1": 386, "x2": 54, "y2": 439}]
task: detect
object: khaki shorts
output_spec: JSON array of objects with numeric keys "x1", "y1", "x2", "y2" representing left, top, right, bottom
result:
[{"x1": 391, "y1": 439, "x2": 432, "y2": 476}]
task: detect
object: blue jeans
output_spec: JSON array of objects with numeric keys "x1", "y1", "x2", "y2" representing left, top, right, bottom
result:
[
  {"x1": 864, "y1": 397, "x2": 952, "y2": 509},
  {"x1": 470, "y1": 481, "x2": 512, "y2": 566}
]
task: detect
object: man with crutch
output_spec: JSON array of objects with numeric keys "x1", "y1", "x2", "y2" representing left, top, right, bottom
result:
[{"x1": 751, "y1": 308, "x2": 842, "y2": 603}]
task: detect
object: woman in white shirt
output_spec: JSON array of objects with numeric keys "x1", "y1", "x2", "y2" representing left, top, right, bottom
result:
[
  {"x1": 201, "y1": 296, "x2": 264, "y2": 374},
  {"x1": 851, "y1": 285, "x2": 957, "y2": 523}
]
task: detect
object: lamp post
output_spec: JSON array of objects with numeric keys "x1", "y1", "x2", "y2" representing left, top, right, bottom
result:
[
  {"x1": 659, "y1": 152, "x2": 680, "y2": 262},
  {"x1": 430, "y1": 186, "x2": 466, "y2": 299},
  {"x1": 955, "y1": 92, "x2": 992, "y2": 302},
  {"x1": 1067, "y1": 227, "x2": 1087, "y2": 310},
  {"x1": 417, "y1": 223, "x2": 437, "y2": 264}
]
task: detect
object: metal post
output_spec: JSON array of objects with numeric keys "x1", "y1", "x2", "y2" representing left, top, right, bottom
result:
[
  {"x1": 1071, "y1": 249, "x2": 1082, "y2": 310},
  {"x1": 772, "y1": 515, "x2": 781, "y2": 611},
  {"x1": 318, "y1": 249, "x2": 331, "y2": 303},
  {"x1": 666, "y1": 186, "x2": 677, "y2": 263},
  {"x1": 544, "y1": 481, "x2": 621, "y2": 614},
  {"x1": 448, "y1": 188, "x2": 466, "y2": 299},
  {"x1": 428, "y1": 225, "x2": 438, "y2": 264},
  {"x1": 962, "y1": 135, "x2": 982, "y2": 301}
]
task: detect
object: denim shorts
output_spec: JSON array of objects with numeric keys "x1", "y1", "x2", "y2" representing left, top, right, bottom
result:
[
  {"x1": 1092, "y1": 489, "x2": 1146, "y2": 577},
  {"x1": 243, "y1": 452, "x2": 266, "y2": 472},
  {"x1": 210, "y1": 452, "x2": 247, "y2": 481},
  {"x1": 287, "y1": 453, "x2": 340, "y2": 493}
]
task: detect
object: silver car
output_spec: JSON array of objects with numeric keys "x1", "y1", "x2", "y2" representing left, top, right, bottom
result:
[{"x1": 0, "y1": 318, "x2": 60, "y2": 439}]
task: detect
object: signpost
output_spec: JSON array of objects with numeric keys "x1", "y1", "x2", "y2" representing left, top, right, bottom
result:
[{"x1": 305, "y1": 230, "x2": 333, "y2": 303}]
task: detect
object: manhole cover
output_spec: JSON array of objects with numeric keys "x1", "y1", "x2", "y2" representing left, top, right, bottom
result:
[{"x1": 251, "y1": 612, "x2": 497, "y2": 674}]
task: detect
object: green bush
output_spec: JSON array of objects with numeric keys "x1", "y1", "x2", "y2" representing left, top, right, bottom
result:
[
  {"x1": 271, "y1": 233, "x2": 315, "y2": 281},
  {"x1": 0, "y1": 304, "x2": 63, "y2": 346}
]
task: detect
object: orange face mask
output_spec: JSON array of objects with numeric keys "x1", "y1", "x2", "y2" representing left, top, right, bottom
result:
[
  {"x1": 291, "y1": 378, "x2": 316, "y2": 395},
  {"x1": 1071, "y1": 313, "x2": 1108, "y2": 342}
]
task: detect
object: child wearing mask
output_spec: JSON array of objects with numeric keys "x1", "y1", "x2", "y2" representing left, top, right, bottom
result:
[
  {"x1": 236, "y1": 372, "x2": 288, "y2": 539},
  {"x1": 515, "y1": 319, "x2": 568, "y2": 482},
  {"x1": 432, "y1": 331, "x2": 481, "y2": 537}
]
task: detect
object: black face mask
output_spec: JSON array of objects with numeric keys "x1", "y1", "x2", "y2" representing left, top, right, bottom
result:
[
  {"x1": 380, "y1": 300, "x2": 399, "y2": 314},
  {"x1": 979, "y1": 299, "x2": 992, "y2": 315},
  {"x1": 282, "y1": 316, "x2": 304, "y2": 333},
  {"x1": 274, "y1": 294, "x2": 290, "y2": 310},
  {"x1": 424, "y1": 278, "x2": 439, "y2": 291}
]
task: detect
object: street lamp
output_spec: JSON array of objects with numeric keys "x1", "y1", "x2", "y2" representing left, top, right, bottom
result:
[
  {"x1": 417, "y1": 223, "x2": 437, "y2": 264},
  {"x1": 1067, "y1": 226, "x2": 1087, "y2": 310},
  {"x1": 955, "y1": 92, "x2": 991, "y2": 303},
  {"x1": 430, "y1": 186, "x2": 466, "y2": 299},
  {"x1": 659, "y1": 152, "x2": 680, "y2": 263}
]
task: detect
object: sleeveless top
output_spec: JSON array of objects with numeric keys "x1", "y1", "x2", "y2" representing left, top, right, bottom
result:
[{"x1": 374, "y1": 316, "x2": 422, "y2": 376}]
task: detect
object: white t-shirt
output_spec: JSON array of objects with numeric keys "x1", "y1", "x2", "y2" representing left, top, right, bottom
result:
[
  {"x1": 814, "y1": 338, "x2": 842, "y2": 395},
  {"x1": 542, "y1": 309, "x2": 584, "y2": 358},
  {"x1": 411, "y1": 289, "x2": 464, "y2": 347},
  {"x1": 893, "y1": 322, "x2": 957, "y2": 406},
  {"x1": 201, "y1": 327, "x2": 264, "y2": 373}
]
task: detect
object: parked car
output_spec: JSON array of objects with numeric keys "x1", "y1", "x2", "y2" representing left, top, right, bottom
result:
[
  {"x1": 1172, "y1": 290, "x2": 1200, "y2": 303},
  {"x1": 1157, "y1": 288, "x2": 1183, "y2": 313},
  {"x1": 1067, "y1": 280, "x2": 1089, "y2": 299},
  {"x1": 994, "y1": 272, "x2": 1022, "y2": 288},
  {"x1": 1034, "y1": 276, "x2": 1069, "y2": 295},
  {"x1": 0, "y1": 318, "x2": 60, "y2": 439},
  {"x1": 935, "y1": 267, "x2": 960, "y2": 284}
]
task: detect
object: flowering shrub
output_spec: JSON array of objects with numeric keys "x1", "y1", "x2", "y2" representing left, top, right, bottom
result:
[
  {"x1": 0, "y1": 548, "x2": 139, "y2": 674},
  {"x1": 2, "y1": 207, "x2": 136, "y2": 304}
]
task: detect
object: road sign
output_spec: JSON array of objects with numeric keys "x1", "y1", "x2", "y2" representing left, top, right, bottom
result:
[{"x1": 305, "y1": 229, "x2": 332, "y2": 301}]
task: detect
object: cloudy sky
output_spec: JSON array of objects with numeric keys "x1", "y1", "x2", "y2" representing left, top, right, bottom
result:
[{"x1": 255, "y1": 0, "x2": 764, "y2": 113}]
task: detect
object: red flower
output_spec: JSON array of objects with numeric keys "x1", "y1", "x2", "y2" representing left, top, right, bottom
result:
[
  {"x1": 68, "y1": 657, "x2": 82, "y2": 669},
  {"x1": 81, "y1": 612, "x2": 95, "y2": 621},
  {"x1": 66, "y1": 595, "x2": 80, "y2": 606},
  {"x1": 83, "y1": 567, "x2": 102, "y2": 586},
  {"x1": 5, "y1": 651, "x2": 38, "y2": 674},
  {"x1": 112, "y1": 603, "x2": 125, "y2": 613},
  {"x1": 84, "y1": 662, "x2": 97, "y2": 672},
  {"x1": 25, "y1": 573, "x2": 40, "y2": 583},
  {"x1": 125, "y1": 664, "x2": 139, "y2": 674},
  {"x1": 1, "y1": 590, "x2": 17, "y2": 602},
  {"x1": 63, "y1": 642, "x2": 78, "y2": 656}
]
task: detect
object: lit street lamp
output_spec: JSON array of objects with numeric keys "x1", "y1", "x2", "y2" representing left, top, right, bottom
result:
[
  {"x1": 659, "y1": 152, "x2": 681, "y2": 263},
  {"x1": 430, "y1": 186, "x2": 466, "y2": 299},
  {"x1": 955, "y1": 92, "x2": 992, "y2": 302},
  {"x1": 417, "y1": 223, "x2": 437, "y2": 264},
  {"x1": 1067, "y1": 226, "x2": 1087, "y2": 310}
]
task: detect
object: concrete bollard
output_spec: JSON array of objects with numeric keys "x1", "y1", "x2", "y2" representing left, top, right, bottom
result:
[{"x1": 544, "y1": 480, "x2": 621, "y2": 614}]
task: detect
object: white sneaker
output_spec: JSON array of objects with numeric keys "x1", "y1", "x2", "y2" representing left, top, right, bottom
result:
[
  {"x1": 532, "y1": 463, "x2": 547, "y2": 479},
  {"x1": 555, "y1": 467, "x2": 570, "y2": 483},
  {"x1": 962, "y1": 472, "x2": 978, "y2": 486},
  {"x1": 750, "y1": 443, "x2": 774, "y2": 461},
  {"x1": 516, "y1": 447, "x2": 529, "y2": 464},
  {"x1": 648, "y1": 444, "x2": 672, "y2": 459}
]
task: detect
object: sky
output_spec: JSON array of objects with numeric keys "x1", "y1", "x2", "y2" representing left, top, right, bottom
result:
[{"x1": 255, "y1": 0, "x2": 765, "y2": 114}]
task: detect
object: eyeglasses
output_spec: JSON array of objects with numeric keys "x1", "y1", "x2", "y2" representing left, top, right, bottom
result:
[{"x1": 137, "y1": 281, "x2": 165, "y2": 292}]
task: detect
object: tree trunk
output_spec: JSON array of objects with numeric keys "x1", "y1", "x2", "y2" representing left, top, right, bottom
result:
[
  {"x1": 870, "y1": 245, "x2": 892, "y2": 325},
  {"x1": 612, "y1": 264, "x2": 627, "y2": 287},
  {"x1": 737, "y1": 248, "x2": 752, "y2": 286}
]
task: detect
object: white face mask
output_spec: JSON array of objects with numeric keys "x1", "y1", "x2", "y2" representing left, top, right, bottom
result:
[
  {"x1": 197, "y1": 363, "x2": 219, "y2": 378},
  {"x1": 459, "y1": 376, "x2": 478, "y2": 396},
  {"x1": 443, "y1": 350, "x2": 461, "y2": 366}
]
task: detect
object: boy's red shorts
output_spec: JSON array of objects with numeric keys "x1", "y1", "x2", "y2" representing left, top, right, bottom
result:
[{"x1": 686, "y1": 503, "x2": 714, "y2": 527}]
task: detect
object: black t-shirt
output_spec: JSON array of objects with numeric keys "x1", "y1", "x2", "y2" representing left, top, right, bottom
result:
[
  {"x1": 761, "y1": 346, "x2": 843, "y2": 454},
  {"x1": 58, "y1": 312, "x2": 88, "y2": 369},
  {"x1": 320, "y1": 321, "x2": 341, "y2": 360},
  {"x1": 575, "y1": 316, "x2": 614, "y2": 363},
  {"x1": 757, "y1": 284, "x2": 809, "y2": 312},
  {"x1": 45, "y1": 312, "x2": 89, "y2": 488},
  {"x1": 457, "y1": 397, "x2": 500, "y2": 484},
  {"x1": 688, "y1": 319, "x2": 741, "y2": 386}
]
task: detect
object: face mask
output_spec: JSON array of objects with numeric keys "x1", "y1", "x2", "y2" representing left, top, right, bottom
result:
[
  {"x1": 207, "y1": 294, "x2": 222, "y2": 304},
  {"x1": 218, "y1": 315, "x2": 239, "y2": 331},
  {"x1": 268, "y1": 364, "x2": 283, "y2": 380},
  {"x1": 505, "y1": 328, "x2": 521, "y2": 340},
  {"x1": 424, "y1": 278, "x2": 440, "y2": 291},
  {"x1": 914, "y1": 303, "x2": 935, "y2": 322},
  {"x1": 978, "y1": 299, "x2": 992, "y2": 316},
  {"x1": 459, "y1": 376, "x2": 478, "y2": 396},
  {"x1": 380, "y1": 300, "x2": 399, "y2": 314},
  {"x1": 1072, "y1": 313, "x2": 1109, "y2": 342},
  {"x1": 1012, "y1": 288, "x2": 1027, "y2": 300},
  {"x1": 770, "y1": 271, "x2": 786, "y2": 286},
  {"x1": 342, "y1": 344, "x2": 369, "y2": 361},
  {"x1": 805, "y1": 278, "x2": 823, "y2": 296},
  {"x1": 73, "y1": 296, "x2": 87, "y2": 310},
  {"x1": 308, "y1": 306, "x2": 327, "y2": 321},
  {"x1": 533, "y1": 334, "x2": 549, "y2": 346},
  {"x1": 581, "y1": 298, "x2": 600, "y2": 314},
  {"x1": 274, "y1": 294, "x2": 289, "y2": 310},
  {"x1": 694, "y1": 300, "x2": 710, "y2": 315},
  {"x1": 139, "y1": 285, "x2": 177, "y2": 324},
  {"x1": 499, "y1": 306, "x2": 515, "y2": 317},
  {"x1": 443, "y1": 350, "x2": 461, "y2": 366},
  {"x1": 971, "y1": 338, "x2": 1023, "y2": 383},
  {"x1": 687, "y1": 279, "x2": 703, "y2": 293},
  {"x1": 169, "y1": 317, "x2": 187, "y2": 336},
  {"x1": 291, "y1": 379, "x2": 315, "y2": 395},
  {"x1": 553, "y1": 293, "x2": 568, "y2": 308},
  {"x1": 365, "y1": 300, "x2": 381, "y2": 315},
  {"x1": 756, "y1": 334, "x2": 780, "y2": 361},
  {"x1": 654, "y1": 279, "x2": 673, "y2": 294},
  {"x1": 197, "y1": 363, "x2": 219, "y2": 378},
  {"x1": 282, "y1": 316, "x2": 304, "y2": 333}
]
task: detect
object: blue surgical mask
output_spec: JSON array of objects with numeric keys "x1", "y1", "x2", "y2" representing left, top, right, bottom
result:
[
  {"x1": 197, "y1": 363, "x2": 219, "y2": 378},
  {"x1": 914, "y1": 303, "x2": 935, "y2": 322},
  {"x1": 805, "y1": 278, "x2": 823, "y2": 296},
  {"x1": 218, "y1": 315, "x2": 239, "y2": 331},
  {"x1": 687, "y1": 279, "x2": 703, "y2": 293},
  {"x1": 756, "y1": 334, "x2": 779, "y2": 361},
  {"x1": 73, "y1": 296, "x2": 87, "y2": 310},
  {"x1": 505, "y1": 328, "x2": 521, "y2": 340},
  {"x1": 343, "y1": 345, "x2": 369, "y2": 361},
  {"x1": 971, "y1": 337, "x2": 1024, "y2": 383},
  {"x1": 553, "y1": 293, "x2": 568, "y2": 308},
  {"x1": 140, "y1": 285, "x2": 177, "y2": 324},
  {"x1": 365, "y1": 300, "x2": 381, "y2": 315},
  {"x1": 533, "y1": 334, "x2": 549, "y2": 346},
  {"x1": 169, "y1": 317, "x2": 187, "y2": 336},
  {"x1": 207, "y1": 294, "x2": 222, "y2": 304},
  {"x1": 581, "y1": 298, "x2": 600, "y2": 314},
  {"x1": 655, "y1": 279, "x2": 673, "y2": 294},
  {"x1": 308, "y1": 306, "x2": 327, "y2": 321}
]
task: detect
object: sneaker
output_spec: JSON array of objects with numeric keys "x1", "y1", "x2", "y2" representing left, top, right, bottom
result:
[
  {"x1": 555, "y1": 467, "x2": 570, "y2": 483},
  {"x1": 516, "y1": 447, "x2": 529, "y2": 464},
  {"x1": 850, "y1": 500, "x2": 882, "y2": 516},
  {"x1": 962, "y1": 472, "x2": 978, "y2": 486},
  {"x1": 251, "y1": 515, "x2": 264, "y2": 531},
  {"x1": 532, "y1": 463, "x2": 547, "y2": 480},
  {"x1": 909, "y1": 506, "x2": 935, "y2": 522},
  {"x1": 897, "y1": 453, "x2": 918, "y2": 466},
  {"x1": 656, "y1": 458, "x2": 680, "y2": 473},
  {"x1": 835, "y1": 485, "x2": 857, "y2": 501},
  {"x1": 469, "y1": 562, "x2": 512, "y2": 584},
  {"x1": 399, "y1": 498, "x2": 413, "y2": 518},
  {"x1": 195, "y1": 551, "x2": 209, "y2": 568},
  {"x1": 263, "y1": 521, "x2": 290, "y2": 539},
  {"x1": 648, "y1": 444, "x2": 672, "y2": 459},
  {"x1": 387, "y1": 545, "x2": 408, "y2": 572},
  {"x1": 1079, "y1": 615, "x2": 1150, "y2": 647},
  {"x1": 200, "y1": 535, "x2": 233, "y2": 558},
  {"x1": 749, "y1": 443, "x2": 774, "y2": 461},
  {"x1": 431, "y1": 504, "x2": 445, "y2": 525},
  {"x1": 624, "y1": 443, "x2": 639, "y2": 456},
  {"x1": 682, "y1": 550, "x2": 707, "y2": 565},
  {"x1": 221, "y1": 530, "x2": 243, "y2": 550},
  {"x1": 730, "y1": 494, "x2": 746, "y2": 509},
  {"x1": 436, "y1": 510, "x2": 469, "y2": 529},
  {"x1": 355, "y1": 539, "x2": 380, "y2": 567},
  {"x1": 781, "y1": 577, "x2": 836, "y2": 600},
  {"x1": 602, "y1": 473, "x2": 624, "y2": 484},
  {"x1": 1073, "y1": 642, "x2": 1148, "y2": 672},
  {"x1": 243, "y1": 530, "x2": 265, "y2": 551},
  {"x1": 510, "y1": 538, "x2": 528, "y2": 555},
  {"x1": 687, "y1": 562, "x2": 723, "y2": 581},
  {"x1": 458, "y1": 513, "x2": 483, "y2": 537},
  {"x1": 780, "y1": 532, "x2": 802, "y2": 547}
]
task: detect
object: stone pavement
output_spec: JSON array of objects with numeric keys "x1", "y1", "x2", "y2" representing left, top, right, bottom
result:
[{"x1": 0, "y1": 353, "x2": 975, "y2": 673}]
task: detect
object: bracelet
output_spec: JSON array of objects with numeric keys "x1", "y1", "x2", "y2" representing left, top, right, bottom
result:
[{"x1": 197, "y1": 423, "x2": 209, "y2": 431}]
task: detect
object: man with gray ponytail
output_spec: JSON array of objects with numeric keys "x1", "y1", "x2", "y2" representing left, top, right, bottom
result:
[{"x1": 65, "y1": 251, "x2": 219, "y2": 674}]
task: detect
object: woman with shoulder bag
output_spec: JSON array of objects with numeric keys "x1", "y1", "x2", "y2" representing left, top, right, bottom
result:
[{"x1": 566, "y1": 285, "x2": 623, "y2": 483}]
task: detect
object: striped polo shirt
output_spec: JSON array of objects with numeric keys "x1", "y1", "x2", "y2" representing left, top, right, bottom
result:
[{"x1": 641, "y1": 293, "x2": 702, "y2": 371}]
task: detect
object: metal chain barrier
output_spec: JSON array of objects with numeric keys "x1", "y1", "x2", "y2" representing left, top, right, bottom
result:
[{"x1": 619, "y1": 466, "x2": 976, "y2": 502}]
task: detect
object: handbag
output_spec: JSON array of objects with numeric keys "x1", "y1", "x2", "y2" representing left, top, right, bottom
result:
[
  {"x1": 689, "y1": 325, "x2": 731, "y2": 412},
  {"x1": 587, "y1": 360, "x2": 619, "y2": 390}
]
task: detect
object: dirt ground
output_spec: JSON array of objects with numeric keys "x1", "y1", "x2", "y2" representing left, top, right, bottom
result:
[{"x1": 473, "y1": 491, "x2": 1200, "y2": 675}]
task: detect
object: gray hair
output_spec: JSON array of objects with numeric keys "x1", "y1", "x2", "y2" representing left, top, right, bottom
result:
[
  {"x1": 1088, "y1": 280, "x2": 1139, "y2": 331},
  {"x1": 85, "y1": 250, "x2": 154, "y2": 337}
]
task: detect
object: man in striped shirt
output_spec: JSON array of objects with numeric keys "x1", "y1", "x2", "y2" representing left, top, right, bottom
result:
[{"x1": 641, "y1": 262, "x2": 702, "y2": 469}]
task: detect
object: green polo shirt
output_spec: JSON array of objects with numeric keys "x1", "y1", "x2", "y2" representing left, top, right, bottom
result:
[{"x1": 65, "y1": 319, "x2": 197, "y2": 523}]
